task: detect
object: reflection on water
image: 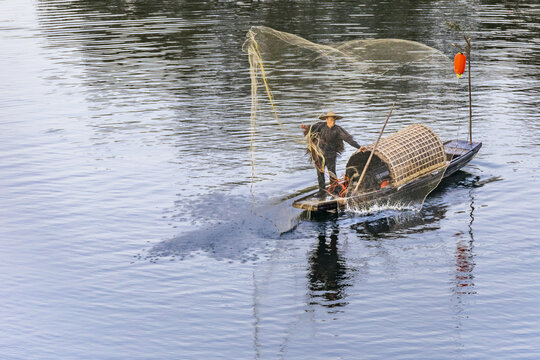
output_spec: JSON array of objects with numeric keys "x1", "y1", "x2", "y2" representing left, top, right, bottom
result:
[
  {"x1": 2, "y1": 0, "x2": 540, "y2": 358},
  {"x1": 454, "y1": 238, "x2": 476, "y2": 296},
  {"x1": 307, "y1": 221, "x2": 351, "y2": 309},
  {"x1": 298, "y1": 172, "x2": 497, "y2": 244},
  {"x1": 302, "y1": 170, "x2": 484, "y2": 313},
  {"x1": 350, "y1": 204, "x2": 447, "y2": 238},
  {"x1": 451, "y1": 181, "x2": 477, "y2": 351},
  {"x1": 300, "y1": 170, "x2": 491, "y2": 315},
  {"x1": 453, "y1": 180, "x2": 477, "y2": 298}
]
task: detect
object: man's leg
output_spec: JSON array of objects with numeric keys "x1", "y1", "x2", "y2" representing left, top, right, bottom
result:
[
  {"x1": 313, "y1": 155, "x2": 326, "y2": 194},
  {"x1": 326, "y1": 156, "x2": 337, "y2": 183},
  {"x1": 317, "y1": 167, "x2": 326, "y2": 193}
]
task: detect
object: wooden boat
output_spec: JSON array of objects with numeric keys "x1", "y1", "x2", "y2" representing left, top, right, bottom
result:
[{"x1": 292, "y1": 124, "x2": 482, "y2": 212}]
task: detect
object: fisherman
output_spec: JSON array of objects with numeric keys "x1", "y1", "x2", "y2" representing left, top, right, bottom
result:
[{"x1": 301, "y1": 110, "x2": 365, "y2": 196}]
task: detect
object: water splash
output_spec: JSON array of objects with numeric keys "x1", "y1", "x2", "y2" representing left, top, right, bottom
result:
[{"x1": 345, "y1": 199, "x2": 421, "y2": 215}]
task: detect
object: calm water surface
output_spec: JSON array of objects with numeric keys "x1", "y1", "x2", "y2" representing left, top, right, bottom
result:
[{"x1": 1, "y1": 0, "x2": 539, "y2": 359}]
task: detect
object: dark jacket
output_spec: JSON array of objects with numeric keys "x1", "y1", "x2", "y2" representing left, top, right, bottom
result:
[{"x1": 304, "y1": 121, "x2": 360, "y2": 158}]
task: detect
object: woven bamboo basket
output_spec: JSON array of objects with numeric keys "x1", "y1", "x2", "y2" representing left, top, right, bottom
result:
[{"x1": 347, "y1": 124, "x2": 447, "y2": 189}]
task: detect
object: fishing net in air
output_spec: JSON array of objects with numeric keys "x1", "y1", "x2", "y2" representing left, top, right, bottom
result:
[{"x1": 243, "y1": 26, "x2": 455, "y2": 212}]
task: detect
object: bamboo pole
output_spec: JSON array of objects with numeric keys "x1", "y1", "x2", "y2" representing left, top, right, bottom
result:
[
  {"x1": 352, "y1": 103, "x2": 394, "y2": 194},
  {"x1": 451, "y1": 32, "x2": 473, "y2": 145},
  {"x1": 466, "y1": 36, "x2": 472, "y2": 145}
]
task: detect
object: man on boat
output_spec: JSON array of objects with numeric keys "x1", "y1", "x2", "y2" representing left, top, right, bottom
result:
[{"x1": 301, "y1": 110, "x2": 365, "y2": 196}]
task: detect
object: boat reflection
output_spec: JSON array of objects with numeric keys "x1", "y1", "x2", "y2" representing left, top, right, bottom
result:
[
  {"x1": 350, "y1": 203, "x2": 447, "y2": 238},
  {"x1": 347, "y1": 170, "x2": 495, "y2": 239},
  {"x1": 301, "y1": 170, "x2": 490, "y2": 313}
]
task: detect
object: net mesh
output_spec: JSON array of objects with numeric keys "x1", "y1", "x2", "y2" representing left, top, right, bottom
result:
[{"x1": 243, "y1": 26, "x2": 455, "y2": 212}]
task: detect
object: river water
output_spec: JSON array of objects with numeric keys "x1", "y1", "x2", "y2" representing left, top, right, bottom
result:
[{"x1": 1, "y1": 0, "x2": 539, "y2": 359}]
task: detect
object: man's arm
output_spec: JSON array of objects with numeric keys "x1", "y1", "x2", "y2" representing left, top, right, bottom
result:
[
  {"x1": 338, "y1": 127, "x2": 361, "y2": 149},
  {"x1": 300, "y1": 122, "x2": 322, "y2": 136}
]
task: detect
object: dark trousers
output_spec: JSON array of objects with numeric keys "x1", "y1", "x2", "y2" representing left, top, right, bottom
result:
[{"x1": 316, "y1": 155, "x2": 337, "y2": 192}]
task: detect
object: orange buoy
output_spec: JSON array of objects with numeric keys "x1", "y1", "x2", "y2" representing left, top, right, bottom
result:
[
  {"x1": 380, "y1": 180, "x2": 389, "y2": 188},
  {"x1": 454, "y1": 52, "x2": 466, "y2": 78}
]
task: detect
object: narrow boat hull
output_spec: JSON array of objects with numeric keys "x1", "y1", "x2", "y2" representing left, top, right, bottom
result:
[{"x1": 292, "y1": 140, "x2": 482, "y2": 212}]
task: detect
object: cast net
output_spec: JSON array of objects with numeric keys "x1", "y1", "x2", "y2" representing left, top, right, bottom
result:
[{"x1": 243, "y1": 26, "x2": 457, "y2": 212}]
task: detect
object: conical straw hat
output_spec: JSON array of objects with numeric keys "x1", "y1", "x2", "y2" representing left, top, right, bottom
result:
[{"x1": 319, "y1": 110, "x2": 343, "y2": 120}]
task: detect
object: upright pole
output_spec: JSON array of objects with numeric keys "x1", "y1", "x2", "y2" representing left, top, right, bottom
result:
[
  {"x1": 352, "y1": 103, "x2": 394, "y2": 194},
  {"x1": 466, "y1": 36, "x2": 472, "y2": 145}
]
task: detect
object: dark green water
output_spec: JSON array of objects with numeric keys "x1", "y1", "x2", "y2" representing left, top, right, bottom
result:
[{"x1": 1, "y1": 0, "x2": 539, "y2": 359}]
